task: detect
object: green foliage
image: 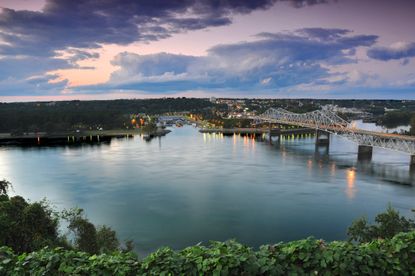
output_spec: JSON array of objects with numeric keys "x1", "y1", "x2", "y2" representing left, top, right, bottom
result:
[
  {"x1": 379, "y1": 111, "x2": 412, "y2": 128},
  {"x1": 96, "y1": 225, "x2": 120, "y2": 254},
  {"x1": 1, "y1": 232, "x2": 415, "y2": 275},
  {"x1": 0, "y1": 179, "x2": 11, "y2": 196},
  {"x1": 0, "y1": 196, "x2": 59, "y2": 253},
  {"x1": 0, "y1": 183, "x2": 128, "y2": 255},
  {"x1": 410, "y1": 114, "x2": 415, "y2": 135},
  {"x1": 141, "y1": 122, "x2": 157, "y2": 133},
  {"x1": 348, "y1": 205, "x2": 415, "y2": 243},
  {"x1": 61, "y1": 208, "x2": 131, "y2": 255},
  {"x1": 222, "y1": 119, "x2": 252, "y2": 128},
  {"x1": 0, "y1": 98, "x2": 213, "y2": 132}
]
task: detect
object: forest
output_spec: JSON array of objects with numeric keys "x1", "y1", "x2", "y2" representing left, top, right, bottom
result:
[{"x1": 0, "y1": 98, "x2": 213, "y2": 133}]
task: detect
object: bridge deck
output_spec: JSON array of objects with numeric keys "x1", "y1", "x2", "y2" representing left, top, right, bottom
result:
[
  {"x1": 199, "y1": 128, "x2": 314, "y2": 135},
  {"x1": 265, "y1": 119, "x2": 415, "y2": 142}
]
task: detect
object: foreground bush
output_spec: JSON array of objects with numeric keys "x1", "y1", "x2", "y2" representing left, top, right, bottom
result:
[{"x1": 1, "y1": 231, "x2": 414, "y2": 275}]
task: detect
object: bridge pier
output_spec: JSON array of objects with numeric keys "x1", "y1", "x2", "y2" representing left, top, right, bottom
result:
[
  {"x1": 357, "y1": 145, "x2": 373, "y2": 161},
  {"x1": 410, "y1": 155, "x2": 415, "y2": 170},
  {"x1": 315, "y1": 130, "x2": 330, "y2": 146},
  {"x1": 268, "y1": 129, "x2": 281, "y2": 144},
  {"x1": 269, "y1": 128, "x2": 281, "y2": 138}
]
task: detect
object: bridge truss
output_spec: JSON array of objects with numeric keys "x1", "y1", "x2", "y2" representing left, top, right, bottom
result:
[{"x1": 259, "y1": 108, "x2": 415, "y2": 155}]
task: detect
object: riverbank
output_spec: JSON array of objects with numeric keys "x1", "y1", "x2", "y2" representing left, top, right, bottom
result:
[{"x1": 0, "y1": 128, "x2": 171, "y2": 146}]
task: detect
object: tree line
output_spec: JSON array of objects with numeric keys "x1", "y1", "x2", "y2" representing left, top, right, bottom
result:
[{"x1": 0, "y1": 98, "x2": 213, "y2": 133}]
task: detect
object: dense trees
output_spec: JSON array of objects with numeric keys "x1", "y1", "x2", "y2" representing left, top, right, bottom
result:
[
  {"x1": 2, "y1": 98, "x2": 415, "y2": 133},
  {"x1": 0, "y1": 98, "x2": 213, "y2": 133},
  {"x1": 0, "y1": 181, "x2": 131, "y2": 254},
  {"x1": 347, "y1": 205, "x2": 415, "y2": 243},
  {"x1": 0, "y1": 196, "x2": 59, "y2": 253},
  {"x1": 222, "y1": 119, "x2": 252, "y2": 128},
  {"x1": 378, "y1": 111, "x2": 413, "y2": 128},
  {"x1": 411, "y1": 115, "x2": 415, "y2": 135}
]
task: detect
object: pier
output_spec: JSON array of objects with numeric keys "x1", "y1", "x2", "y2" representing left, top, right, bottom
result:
[{"x1": 0, "y1": 129, "x2": 171, "y2": 146}]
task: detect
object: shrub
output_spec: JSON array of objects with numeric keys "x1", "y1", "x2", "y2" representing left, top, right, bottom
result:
[{"x1": 1, "y1": 231, "x2": 415, "y2": 275}]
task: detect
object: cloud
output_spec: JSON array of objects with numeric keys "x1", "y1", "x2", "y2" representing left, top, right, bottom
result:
[
  {"x1": 367, "y1": 41, "x2": 415, "y2": 61},
  {"x1": 0, "y1": 56, "x2": 71, "y2": 81},
  {"x1": 0, "y1": 0, "x2": 337, "y2": 59},
  {"x1": 0, "y1": 0, "x2": 335, "y2": 96},
  {"x1": 0, "y1": 0, "x2": 280, "y2": 59},
  {"x1": 282, "y1": 0, "x2": 333, "y2": 8},
  {"x1": 77, "y1": 28, "x2": 377, "y2": 94},
  {"x1": 0, "y1": 0, "x2": 343, "y2": 99},
  {"x1": 0, "y1": 74, "x2": 67, "y2": 96}
]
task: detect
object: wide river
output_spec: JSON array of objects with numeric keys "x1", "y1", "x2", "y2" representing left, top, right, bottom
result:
[{"x1": 1, "y1": 123, "x2": 415, "y2": 255}]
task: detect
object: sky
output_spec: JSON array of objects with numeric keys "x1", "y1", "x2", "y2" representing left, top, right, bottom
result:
[{"x1": 0, "y1": 0, "x2": 415, "y2": 101}]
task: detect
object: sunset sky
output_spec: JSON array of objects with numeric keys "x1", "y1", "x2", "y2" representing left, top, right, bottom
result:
[{"x1": 0, "y1": 0, "x2": 415, "y2": 101}]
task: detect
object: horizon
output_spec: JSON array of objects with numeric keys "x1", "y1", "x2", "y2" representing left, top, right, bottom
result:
[{"x1": 1, "y1": 96, "x2": 415, "y2": 104}]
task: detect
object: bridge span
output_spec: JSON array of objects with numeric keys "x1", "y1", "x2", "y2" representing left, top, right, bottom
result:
[{"x1": 256, "y1": 108, "x2": 415, "y2": 166}]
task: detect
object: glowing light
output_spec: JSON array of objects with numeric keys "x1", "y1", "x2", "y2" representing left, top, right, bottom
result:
[
  {"x1": 307, "y1": 159, "x2": 313, "y2": 169},
  {"x1": 346, "y1": 168, "x2": 357, "y2": 199}
]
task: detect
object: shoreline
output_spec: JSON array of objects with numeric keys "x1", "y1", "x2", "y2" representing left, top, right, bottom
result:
[{"x1": 0, "y1": 128, "x2": 171, "y2": 146}]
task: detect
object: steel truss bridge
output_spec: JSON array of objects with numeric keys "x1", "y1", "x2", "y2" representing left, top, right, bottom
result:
[{"x1": 257, "y1": 108, "x2": 415, "y2": 155}]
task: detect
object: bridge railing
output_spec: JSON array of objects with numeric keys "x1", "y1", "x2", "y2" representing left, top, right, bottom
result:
[{"x1": 259, "y1": 108, "x2": 415, "y2": 155}]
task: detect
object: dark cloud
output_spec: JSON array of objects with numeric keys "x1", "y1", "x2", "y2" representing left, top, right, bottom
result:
[
  {"x1": 77, "y1": 28, "x2": 377, "y2": 94},
  {"x1": 0, "y1": 75, "x2": 68, "y2": 96},
  {"x1": 0, "y1": 56, "x2": 70, "y2": 81},
  {"x1": 367, "y1": 42, "x2": 415, "y2": 61},
  {"x1": 111, "y1": 52, "x2": 198, "y2": 78},
  {"x1": 0, "y1": 0, "x2": 280, "y2": 58},
  {"x1": 0, "y1": 0, "x2": 336, "y2": 58},
  {"x1": 284, "y1": 0, "x2": 332, "y2": 8},
  {"x1": 0, "y1": 0, "x2": 337, "y2": 96}
]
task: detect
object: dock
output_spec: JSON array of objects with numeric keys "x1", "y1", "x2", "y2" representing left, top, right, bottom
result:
[{"x1": 0, "y1": 129, "x2": 171, "y2": 146}]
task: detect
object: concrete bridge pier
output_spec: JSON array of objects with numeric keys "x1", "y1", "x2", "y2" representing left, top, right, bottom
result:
[
  {"x1": 268, "y1": 128, "x2": 281, "y2": 144},
  {"x1": 315, "y1": 130, "x2": 330, "y2": 146},
  {"x1": 357, "y1": 145, "x2": 373, "y2": 161},
  {"x1": 269, "y1": 128, "x2": 281, "y2": 138},
  {"x1": 410, "y1": 155, "x2": 415, "y2": 171}
]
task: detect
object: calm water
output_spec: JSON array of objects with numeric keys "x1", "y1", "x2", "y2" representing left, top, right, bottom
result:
[{"x1": 1, "y1": 124, "x2": 415, "y2": 255}]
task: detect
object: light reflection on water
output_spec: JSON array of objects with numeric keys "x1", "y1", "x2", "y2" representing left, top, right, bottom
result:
[
  {"x1": 346, "y1": 168, "x2": 356, "y2": 199},
  {"x1": 0, "y1": 125, "x2": 414, "y2": 256}
]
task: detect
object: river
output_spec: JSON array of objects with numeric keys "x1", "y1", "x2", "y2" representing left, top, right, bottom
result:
[{"x1": 1, "y1": 122, "x2": 414, "y2": 255}]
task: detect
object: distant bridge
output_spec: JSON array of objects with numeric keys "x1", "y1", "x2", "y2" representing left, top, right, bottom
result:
[{"x1": 257, "y1": 108, "x2": 415, "y2": 158}]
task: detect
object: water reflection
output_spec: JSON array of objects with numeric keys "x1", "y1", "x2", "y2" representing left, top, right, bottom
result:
[
  {"x1": 346, "y1": 168, "x2": 357, "y2": 199},
  {"x1": 1, "y1": 126, "x2": 414, "y2": 256},
  {"x1": 351, "y1": 119, "x2": 409, "y2": 133},
  {"x1": 307, "y1": 159, "x2": 313, "y2": 170},
  {"x1": 330, "y1": 162, "x2": 336, "y2": 176}
]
